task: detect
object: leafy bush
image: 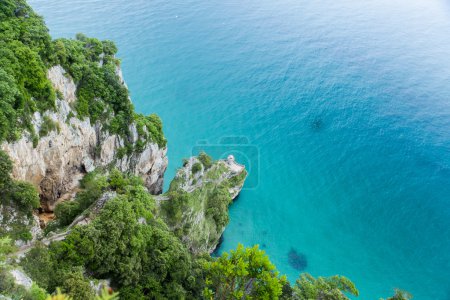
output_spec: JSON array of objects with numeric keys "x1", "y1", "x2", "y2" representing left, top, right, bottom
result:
[
  {"x1": 11, "y1": 181, "x2": 40, "y2": 212},
  {"x1": 54, "y1": 201, "x2": 81, "y2": 226},
  {"x1": 0, "y1": 0, "x2": 55, "y2": 143},
  {"x1": 54, "y1": 172, "x2": 107, "y2": 226},
  {"x1": 205, "y1": 187, "x2": 230, "y2": 228},
  {"x1": 35, "y1": 179, "x2": 201, "y2": 298},
  {"x1": 0, "y1": 150, "x2": 13, "y2": 190},
  {"x1": 60, "y1": 269, "x2": 95, "y2": 300},
  {"x1": 292, "y1": 273, "x2": 359, "y2": 300},
  {"x1": 21, "y1": 244, "x2": 54, "y2": 290},
  {"x1": 191, "y1": 162, "x2": 202, "y2": 174},
  {"x1": 134, "y1": 113, "x2": 167, "y2": 148},
  {"x1": 162, "y1": 191, "x2": 190, "y2": 226},
  {"x1": 198, "y1": 152, "x2": 212, "y2": 169},
  {"x1": 203, "y1": 244, "x2": 287, "y2": 299},
  {"x1": 0, "y1": 150, "x2": 39, "y2": 241}
]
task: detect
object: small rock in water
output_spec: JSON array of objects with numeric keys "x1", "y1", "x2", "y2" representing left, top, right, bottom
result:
[{"x1": 288, "y1": 248, "x2": 307, "y2": 271}]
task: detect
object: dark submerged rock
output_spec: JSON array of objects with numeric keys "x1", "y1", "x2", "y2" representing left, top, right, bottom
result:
[
  {"x1": 311, "y1": 118, "x2": 324, "y2": 131},
  {"x1": 288, "y1": 248, "x2": 307, "y2": 271}
]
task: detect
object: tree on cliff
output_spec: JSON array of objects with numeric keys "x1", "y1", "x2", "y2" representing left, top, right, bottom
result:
[
  {"x1": 291, "y1": 273, "x2": 359, "y2": 300},
  {"x1": 203, "y1": 244, "x2": 287, "y2": 299},
  {"x1": 0, "y1": 150, "x2": 39, "y2": 212},
  {"x1": 0, "y1": 150, "x2": 13, "y2": 191}
]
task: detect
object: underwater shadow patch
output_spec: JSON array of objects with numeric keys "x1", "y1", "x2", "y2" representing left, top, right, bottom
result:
[
  {"x1": 288, "y1": 248, "x2": 307, "y2": 271},
  {"x1": 311, "y1": 118, "x2": 324, "y2": 132}
]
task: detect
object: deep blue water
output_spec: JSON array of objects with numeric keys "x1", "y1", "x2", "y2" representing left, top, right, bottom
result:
[{"x1": 29, "y1": 0, "x2": 450, "y2": 298}]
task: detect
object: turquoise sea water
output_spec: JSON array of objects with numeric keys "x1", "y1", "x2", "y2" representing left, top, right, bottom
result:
[{"x1": 29, "y1": 0, "x2": 450, "y2": 298}]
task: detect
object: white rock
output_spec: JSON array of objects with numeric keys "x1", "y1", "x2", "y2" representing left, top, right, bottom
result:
[{"x1": 10, "y1": 269, "x2": 32, "y2": 289}]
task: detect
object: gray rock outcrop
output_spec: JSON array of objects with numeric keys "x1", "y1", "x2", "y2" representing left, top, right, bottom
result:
[{"x1": 1, "y1": 66, "x2": 168, "y2": 211}]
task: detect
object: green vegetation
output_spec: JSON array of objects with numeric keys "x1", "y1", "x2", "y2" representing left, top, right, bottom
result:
[
  {"x1": 39, "y1": 115, "x2": 60, "y2": 137},
  {"x1": 0, "y1": 0, "x2": 165, "y2": 150},
  {"x1": 54, "y1": 170, "x2": 107, "y2": 227},
  {"x1": 0, "y1": 237, "x2": 48, "y2": 299},
  {"x1": 203, "y1": 244, "x2": 287, "y2": 299},
  {"x1": 51, "y1": 33, "x2": 166, "y2": 148},
  {"x1": 10, "y1": 164, "x2": 410, "y2": 299},
  {"x1": 198, "y1": 152, "x2": 213, "y2": 169},
  {"x1": 0, "y1": 150, "x2": 40, "y2": 241},
  {"x1": 292, "y1": 273, "x2": 359, "y2": 300},
  {"x1": 0, "y1": 0, "x2": 55, "y2": 142},
  {"x1": 192, "y1": 162, "x2": 203, "y2": 174},
  {"x1": 161, "y1": 157, "x2": 247, "y2": 253},
  {"x1": 22, "y1": 171, "x2": 206, "y2": 299},
  {"x1": 383, "y1": 289, "x2": 412, "y2": 300},
  {"x1": 0, "y1": 1, "x2": 413, "y2": 299}
]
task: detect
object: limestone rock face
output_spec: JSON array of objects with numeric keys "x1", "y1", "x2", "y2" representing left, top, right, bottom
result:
[
  {"x1": 161, "y1": 155, "x2": 247, "y2": 254},
  {"x1": 1, "y1": 66, "x2": 168, "y2": 211}
]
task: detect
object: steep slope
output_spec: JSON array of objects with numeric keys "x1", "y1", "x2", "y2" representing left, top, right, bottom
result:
[
  {"x1": 159, "y1": 154, "x2": 247, "y2": 254},
  {"x1": 1, "y1": 65, "x2": 167, "y2": 212}
]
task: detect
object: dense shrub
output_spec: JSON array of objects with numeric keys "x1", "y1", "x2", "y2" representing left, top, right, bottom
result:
[
  {"x1": 0, "y1": 150, "x2": 39, "y2": 219},
  {"x1": 29, "y1": 174, "x2": 204, "y2": 299},
  {"x1": 198, "y1": 152, "x2": 213, "y2": 169},
  {"x1": 203, "y1": 244, "x2": 287, "y2": 299},
  {"x1": 54, "y1": 201, "x2": 81, "y2": 226},
  {"x1": 205, "y1": 186, "x2": 230, "y2": 228},
  {"x1": 191, "y1": 162, "x2": 202, "y2": 174},
  {"x1": 292, "y1": 273, "x2": 359, "y2": 300},
  {"x1": 54, "y1": 172, "x2": 108, "y2": 226},
  {"x1": 0, "y1": 150, "x2": 13, "y2": 190},
  {"x1": 0, "y1": 0, "x2": 55, "y2": 142},
  {"x1": 10, "y1": 181, "x2": 40, "y2": 212}
]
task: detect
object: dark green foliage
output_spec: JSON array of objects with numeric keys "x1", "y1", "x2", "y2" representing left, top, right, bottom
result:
[
  {"x1": 161, "y1": 190, "x2": 190, "y2": 226},
  {"x1": 60, "y1": 269, "x2": 96, "y2": 300},
  {"x1": 292, "y1": 273, "x2": 359, "y2": 300},
  {"x1": 51, "y1": 34, "x2": 166, "y2": 149},
  {"x1": 192, "y1": 162, "x2": 202, "y2": 174},
  {"x1": 21, "y1": 243, "x2": 95, "y2": 296},
  {"x1": 10, "y1": 180, "x2": 40, "y2": 212},
  {"x1": 54, "y1": 171, "x2": 107, "y2": 226},
  {"x1": 384, "y1": 289, "x2": 413, "y2": 300},
  {"x1": 135, "y1": 113, "x2": 167, "y2": 148},
  {"x1": 0, "y1": 150, "x2": 39, "y2": 240},
  {"x1": 0, "y1": 0, "x2": 55, "y2": 142},
  {"x1": 28, "y1": 170, "x2": 204, "y2": 298},
  {"x1": 54, "y1": 201, "x2": 80, "y2": 226},
  {"x1": 0, "y1": 150, "x2": 13, "y2": 190},
  {"x1": 21, "y1": 244, "x2": 54, "y2": 290},
  {"x1": 198, "y1": 152, "x2": 213, "y2": 169},
  {"x1": 205, "y1": 186, "x2": 230, "y2": 229}
]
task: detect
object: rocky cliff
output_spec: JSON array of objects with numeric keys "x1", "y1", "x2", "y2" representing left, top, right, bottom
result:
[
  {"x1": 159, "y1": 154, "x2": 247, "y2": 254},
  {"x1": 1, "y1": 66, "x2": 168, "y2": 212}
]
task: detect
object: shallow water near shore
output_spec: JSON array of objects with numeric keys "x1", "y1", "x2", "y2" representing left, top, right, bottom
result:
[{"x1": 30, "y1": 0, "x2": 450, "y2": 298}]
